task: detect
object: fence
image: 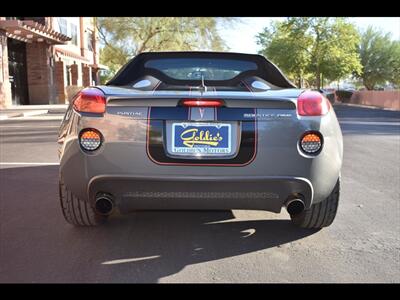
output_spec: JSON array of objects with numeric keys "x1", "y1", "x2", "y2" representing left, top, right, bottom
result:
[{"x1": 345, "y1": 90, "x2": 400, "y2": 110}]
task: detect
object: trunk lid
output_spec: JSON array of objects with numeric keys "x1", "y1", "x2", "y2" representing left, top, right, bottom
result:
[{"x1": 97, "y1": 86, "x2": 302, "y2": 166}]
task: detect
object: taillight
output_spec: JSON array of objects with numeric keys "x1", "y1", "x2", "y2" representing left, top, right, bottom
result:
[
  {"x1": 181, "y1": 99, "x2": 224, "y2": 107},
  {"x1": 297, "y1": 91, "x2": 330, "y2": 116},
  {"x1": 73, "y1": 88, "x2": 106, "y2": 114},
  {"x1": 79, "y1": 128, "x2": 103, "y2": 151}
]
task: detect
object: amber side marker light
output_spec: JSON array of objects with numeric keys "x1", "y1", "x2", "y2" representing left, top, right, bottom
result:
[
  {"x1": 79, "y1": 129, "x2": 103, "y2": 151},
  {"x1": 300, "y1": 132, "x2": 323, "y2": 154}
]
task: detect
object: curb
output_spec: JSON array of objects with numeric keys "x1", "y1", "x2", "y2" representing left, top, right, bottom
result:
[
  {"x1": 10, "y1": 115, "x2": 64, "y2": 121},
  {"x1": 4, "y1": 105, "x2": 68, "y2": 110},
  {"x1": 0, "y1": 110, "x2": 49, "y2": 120},
  {"x1": 0, "y1": 113, "x2": 20, "y2": 120}
]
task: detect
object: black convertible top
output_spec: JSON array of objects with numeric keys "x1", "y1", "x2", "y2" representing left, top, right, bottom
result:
[{"x1": 106, "y1": 51, "x2": 296, "y2": 89}]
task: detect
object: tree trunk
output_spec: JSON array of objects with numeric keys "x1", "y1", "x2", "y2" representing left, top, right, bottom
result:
[
  {"x1": 363, "y1": 78, "x2": 374, "y2": 90},
  {"x1": 321, "y1": 73, "x2": 324, "y2": 89},
  {"x1": 316, "y1": 65, "x2": 321, "y2": 89},
  {"x1": 316, "y1": 72, "x2": 321, "y2": 90}
]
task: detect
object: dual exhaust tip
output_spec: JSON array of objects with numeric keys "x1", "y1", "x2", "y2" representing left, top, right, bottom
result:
[
  {"x1": 285, "y1": 198, "x2": 305, "y2": 215},
  {"x1": 95, "y1": 193, "x2": 114, "y2": 215}
]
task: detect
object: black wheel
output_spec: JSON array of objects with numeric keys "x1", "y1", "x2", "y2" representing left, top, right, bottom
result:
[
  {"x1": 59, "y1": 177, "x2": 106, "y2": 226},
  {"x1": 290, "y1": 178, "x2": 340, "y2": 229}
]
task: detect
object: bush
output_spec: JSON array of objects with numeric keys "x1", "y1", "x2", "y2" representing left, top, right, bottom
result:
[{"x1": 335, "y1": 90, "x2": 353, "y2": 103}]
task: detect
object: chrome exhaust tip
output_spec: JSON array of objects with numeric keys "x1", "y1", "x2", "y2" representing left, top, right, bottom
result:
[
  {"x1": 286, "y1": 198, "x2": 305, "y2": 215},
  {"x1": 95, "y1": 194, "x2": 114, "y2": 215}
]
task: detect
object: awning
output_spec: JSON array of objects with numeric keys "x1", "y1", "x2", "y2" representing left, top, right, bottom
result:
[
  {"x1": 54, "y1": 47, "x2": 90, "y2": 63},
  {"x1": 0, "y1": 20, "x2": 71, "y2": 44}
]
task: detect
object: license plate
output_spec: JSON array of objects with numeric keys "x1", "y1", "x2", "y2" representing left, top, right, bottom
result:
[{"x1": 171, "y1": 122, "x2": 232, "y2": 156}]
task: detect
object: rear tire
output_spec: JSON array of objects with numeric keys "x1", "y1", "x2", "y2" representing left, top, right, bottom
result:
[
  {"x1": 290, "y1": 178, "x2": 340, "y2": 229},
  {"x1": 59, "y1": 178, "x2": 106, "y2": 226}
]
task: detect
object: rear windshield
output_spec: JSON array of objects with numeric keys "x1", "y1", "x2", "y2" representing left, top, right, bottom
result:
[{"x1": 144, "y1": 58, "x2": 258, "y2": 81}]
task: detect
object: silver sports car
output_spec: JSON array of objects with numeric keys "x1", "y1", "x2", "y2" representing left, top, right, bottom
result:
[{"x1": 58, "y1": 51, "x2": 343, "y2": 228}]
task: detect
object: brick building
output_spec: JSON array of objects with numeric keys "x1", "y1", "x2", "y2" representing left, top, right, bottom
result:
[{"x1": 0, "y1": 17, "x2": 106, "y2": 108}]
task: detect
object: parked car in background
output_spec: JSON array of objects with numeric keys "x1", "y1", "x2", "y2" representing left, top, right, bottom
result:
[
  {"x1": 335, "y1": 89, "x2": 354, "y2": 103},
  {"x1": 318, "y1": 88, "x2": 336, "y2": 104},
  {"x1": 58, "y1": 51, "x2": 343, "y2": 229}
]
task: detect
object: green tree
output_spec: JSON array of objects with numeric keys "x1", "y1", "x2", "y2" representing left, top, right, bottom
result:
[
  {"x1": 257, "y1": 17, "x2": 362, "y2": 89},
  {"x1": 256, "y1": 20, "x2": 311, "y2": 87},
  {"x1": 356, "y1": 26, "x2": 400, "y2": 90},
  {"x1": 96, "y1": 17, "x2": 234, "y2": 82}
]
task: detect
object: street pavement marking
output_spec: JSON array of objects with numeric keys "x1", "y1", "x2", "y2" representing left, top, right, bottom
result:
[
  {"x1": 102, "y1": 255, "x2": 161, "y2": 265},
  {"x1": 0, "y1": 162, "x2": 60, "y2": 165},
  {"x1": 339, "y1": 121, "x2": 400, "y2": 126}
]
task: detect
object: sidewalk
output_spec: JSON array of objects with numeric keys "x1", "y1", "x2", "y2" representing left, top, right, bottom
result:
[
  {"x1": 334, "y1": 102, "x2": 400, "y2": 112},
  {"x1": 0, "y1": 104, "x2": 67, "y2": 120}
]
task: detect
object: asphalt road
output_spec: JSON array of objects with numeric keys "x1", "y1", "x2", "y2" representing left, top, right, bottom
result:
[{"x1": 0, "y1": 105, "x2": 399, "y2": 283}]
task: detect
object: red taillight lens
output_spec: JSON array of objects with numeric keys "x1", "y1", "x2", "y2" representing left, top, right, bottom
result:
[
  {"x1": 181, "y1": 99, "x2": 224, "y2": 107},
  {"x1": 297, "y1": 91, "x2": 330, "y2": 116},
  {"x1": 73, "y1": 88, "x2": 106, "y2": 114}
]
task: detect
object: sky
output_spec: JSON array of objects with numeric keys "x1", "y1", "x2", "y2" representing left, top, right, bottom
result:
[{"x1": 220, "y1": 17, "x2": 400, "y2": 54}]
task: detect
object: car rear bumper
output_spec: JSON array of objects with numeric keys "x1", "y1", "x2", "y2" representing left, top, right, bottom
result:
[{"x1": 87, "y1": 175, "x2": 313, "y2": 213}]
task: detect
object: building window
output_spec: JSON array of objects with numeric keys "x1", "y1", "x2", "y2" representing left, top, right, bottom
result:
[
  {"x1": 66, "y1": 65, "x2": 71, "y2": 86},
  {"x1": 70, "y1": 23, "x2": 78, "y2": 45},
  {"x1": 56, "y1": 18, "x2": 68, "y2": 36},
  {"x1": 87, "y1": 31, "x2": 94, "y2": 52}
]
